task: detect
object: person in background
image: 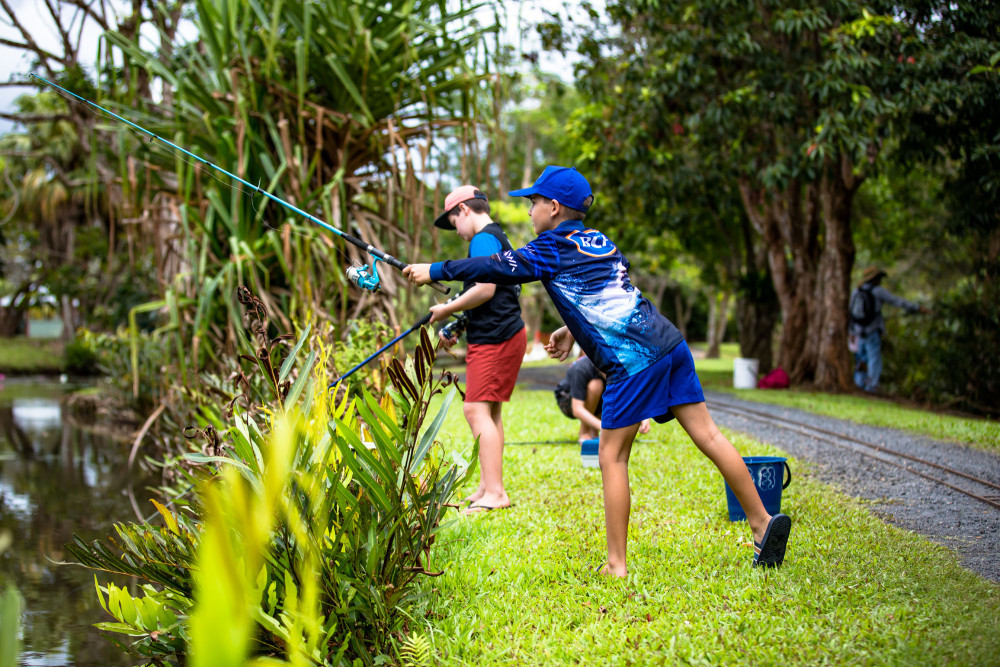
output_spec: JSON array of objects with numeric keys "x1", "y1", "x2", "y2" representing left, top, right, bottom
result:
[
  {"x1": 555, "y1": 354, "x2": 649, "y2": 443},
  {"x1": 849, "y1": 265, "x2": 929, "y2": 393}
]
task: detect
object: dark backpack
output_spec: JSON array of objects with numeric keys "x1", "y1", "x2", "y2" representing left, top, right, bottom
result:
[{"x1": 849, "y1": 285, "x2": 877, "y2": 326}]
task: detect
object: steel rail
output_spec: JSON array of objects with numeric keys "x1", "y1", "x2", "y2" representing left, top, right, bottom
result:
[{"x1": 709, "y1": 398, "x2": 1000, "y2": 512}]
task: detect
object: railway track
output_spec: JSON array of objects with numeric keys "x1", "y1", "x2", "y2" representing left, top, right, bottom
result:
[{"x1": 708, "y1": 397, "x2": 1000, "y2": 512}]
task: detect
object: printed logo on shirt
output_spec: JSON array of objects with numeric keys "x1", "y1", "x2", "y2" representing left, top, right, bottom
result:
[
  {"x1": 501, "y1": 250, "x2": 518, "y2": 273},
  {"x1": 566, "y1": 229, "x2": 617, "y2": 257}
]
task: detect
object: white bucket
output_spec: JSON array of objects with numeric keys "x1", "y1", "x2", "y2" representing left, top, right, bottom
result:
[{"x1": 733, "y1": 358, "x2": 759, "y2": 389}]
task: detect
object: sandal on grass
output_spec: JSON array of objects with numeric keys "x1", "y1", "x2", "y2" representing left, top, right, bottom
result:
[
  {"x1": 461, "y1": 503, "x2": 513, "y2": 515},
  {"x1": 753, "y1": 513, "x2": 792, "y2": 569}
]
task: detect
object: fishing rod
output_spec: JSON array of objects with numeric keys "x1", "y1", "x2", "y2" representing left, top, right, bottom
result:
[
  {"x1": 329, "y1": 289, "x2": 469, "y2": 387},
  {"x1": 29, "y1": 73, "x2": 450, "y2": 295}
]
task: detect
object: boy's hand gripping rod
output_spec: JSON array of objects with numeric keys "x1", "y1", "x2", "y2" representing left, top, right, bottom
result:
[{"x1": 29, "y1": 73, "x2": 450, "y2": 295}]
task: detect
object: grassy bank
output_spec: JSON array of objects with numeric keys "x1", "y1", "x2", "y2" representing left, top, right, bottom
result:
[
  {"x1": 695, "y1": 344, "x2": 1000, "y2": 453},
  {"x1": 0, "y1": 337, "x2": 64, "y2": 374},
  {"x1": 417, "y1": 388, "x2": 1000, "y2": 665}
]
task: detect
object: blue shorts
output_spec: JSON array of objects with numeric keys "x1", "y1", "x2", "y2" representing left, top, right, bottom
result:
[{"x1": 600, "y1": 341, "x2": 705, "y2": 429}]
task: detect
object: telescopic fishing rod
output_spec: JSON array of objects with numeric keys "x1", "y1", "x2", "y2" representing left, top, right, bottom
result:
[
  {"x1": 328, "y1": 294, "x2": 469, "y2": 387},
  {"x1": 29, "y1": 73, "x2": 450, "y2": 295},
  {"x1": 329, "y1": 312, "x2": 434, "y2": 388}
]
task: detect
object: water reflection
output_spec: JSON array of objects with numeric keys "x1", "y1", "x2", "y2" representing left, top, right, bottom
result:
[{"x1": 0, "y1": 379, "x2": 153, "y2": 666}]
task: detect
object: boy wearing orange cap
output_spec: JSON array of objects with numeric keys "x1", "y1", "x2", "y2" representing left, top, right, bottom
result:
[{"x1": 430, "y1": 186, "x2": 526, "y2": 513}]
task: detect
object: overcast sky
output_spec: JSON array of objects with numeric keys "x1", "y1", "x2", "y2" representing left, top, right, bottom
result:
[{"x1": 0, "y1": 0, "x2": 593, "y2": 134}]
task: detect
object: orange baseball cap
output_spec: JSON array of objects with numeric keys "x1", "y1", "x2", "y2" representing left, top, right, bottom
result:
[{"x1": 434, "y1": 185, "x2": 488, "y2": 229}]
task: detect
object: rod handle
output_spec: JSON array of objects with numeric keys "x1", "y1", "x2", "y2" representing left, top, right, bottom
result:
[{"x1": 428, "y1": 280, "x2": 450, "y2": 295}]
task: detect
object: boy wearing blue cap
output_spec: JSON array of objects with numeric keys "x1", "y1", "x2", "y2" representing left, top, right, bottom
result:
[{"x1": 405, "y1": 166, "x2": 791, "y2": 575}]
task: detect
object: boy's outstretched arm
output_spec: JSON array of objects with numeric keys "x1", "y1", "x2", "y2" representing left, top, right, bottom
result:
[{"x1": 433, "y1": 241, "x2": 560, "y2": 286}]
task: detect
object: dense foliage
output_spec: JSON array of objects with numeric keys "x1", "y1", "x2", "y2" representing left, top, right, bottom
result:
[
  {"x1": 840, "y1": 2, "x2": 1000, "y2": 415},
  {"x1": 1, "y1": 0, "x2": 498, "y2": 406},
  {"x1": 68, "y1": 292, "x2": 475, "y2": 664},
  {"x1": 883, "y1": 281, "x2": 1000, "y2": 416},
  {"x1": 567, "y1": 0, "x2": 948, "y2": 389}
]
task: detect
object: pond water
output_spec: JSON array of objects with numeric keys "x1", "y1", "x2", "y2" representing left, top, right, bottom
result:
[{"x1": 0, "y1": 377, "x2": 154, "y2": 666}]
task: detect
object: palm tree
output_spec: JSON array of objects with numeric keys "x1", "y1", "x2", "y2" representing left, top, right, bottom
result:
[{"x1": 95, "y1": 0, "x2": 499, "y2": 377}]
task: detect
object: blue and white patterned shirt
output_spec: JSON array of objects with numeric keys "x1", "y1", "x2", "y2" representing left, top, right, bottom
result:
[{"x1": 430, "y1": 221, "x2": 683, "y2": 384}]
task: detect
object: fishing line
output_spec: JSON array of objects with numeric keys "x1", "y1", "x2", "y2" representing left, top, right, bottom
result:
[
  {"x1": 47, "y1": 84, "x2": 382, "y2": 279},
  {"x1": 58, "y1": 91, "x2": 327, "y2": 243},
  {"x1": 45, "y1": 87, "x2": 272, "y2": 217},
  {"x1": 140, "y1": 138, "x2": 320, "y2": 241},
  {"x1": 32, "y1": 73, "x2": 450, "y2": 294}
]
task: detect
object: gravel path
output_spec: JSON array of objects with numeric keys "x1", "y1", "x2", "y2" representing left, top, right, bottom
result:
[
  {"x1": 705, "y1": 390, "x2": 1000, "y2": 583},
  {"x1": 509, "y1": 365, "x2": 1000, "y2": 582}
]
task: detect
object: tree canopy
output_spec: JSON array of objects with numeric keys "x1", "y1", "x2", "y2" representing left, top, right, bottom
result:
[{"x1": 564, "y1": 0, "x2": 999, "y2": 394}]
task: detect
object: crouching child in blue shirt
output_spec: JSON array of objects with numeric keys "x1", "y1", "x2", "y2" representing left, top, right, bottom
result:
[{"x1": 404, "y1": 166, "x2": 791, "y2": 576}]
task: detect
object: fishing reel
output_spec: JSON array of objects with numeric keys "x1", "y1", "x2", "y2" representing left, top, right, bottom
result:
[
  {"x1": 439, "y1": 313, "x2": 469, "y2": 341},
  {"x1": 346, "y1": 258, "x2": 382, "y2": 292}
]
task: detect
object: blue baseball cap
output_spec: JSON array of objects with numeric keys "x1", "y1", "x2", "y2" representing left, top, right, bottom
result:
[{"x1": 508, "y1": 166, "x2": 593, "y2": 212}]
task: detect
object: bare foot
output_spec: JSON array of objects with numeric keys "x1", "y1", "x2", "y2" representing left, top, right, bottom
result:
[
  {"x1": 598, "y1": 562, "x2": 627, "y2": 578},
  {"x1": 463, "y1": 486, "x2": 486, "y2": 504},
  {"x1": 750, "y1": 513, "x2": 773, "y2": 545}
]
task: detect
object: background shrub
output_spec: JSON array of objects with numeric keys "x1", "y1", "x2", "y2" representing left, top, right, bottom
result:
[
  {"x1": 63, "y1": 333, "x2": 99, "y2": 375},
  {"x1": 883, "y1": 280, "x2": 1000, "y2": 417}
]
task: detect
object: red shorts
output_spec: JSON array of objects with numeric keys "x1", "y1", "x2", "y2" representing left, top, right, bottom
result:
[{"x1": 464, "y1": 327, "x2": 527, "y2": 403}]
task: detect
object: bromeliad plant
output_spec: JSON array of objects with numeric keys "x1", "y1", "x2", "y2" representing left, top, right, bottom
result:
[{"x1": 66, "y1": 290, "x2": 476, "y2": 665}]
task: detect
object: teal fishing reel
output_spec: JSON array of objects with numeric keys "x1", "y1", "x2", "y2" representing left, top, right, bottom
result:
[{"x1": 346, "y1": 258, "x2": 383, "y2": 292}]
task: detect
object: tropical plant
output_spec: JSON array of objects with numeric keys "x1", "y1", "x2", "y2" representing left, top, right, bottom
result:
[
  {"x1": 331, "y1": 317, "x2": 399, "y2": 395},
  {"x1": 89, "y1": 0, "x2": 498, "y2": 386},
  {"x1": 0, "y1": 88, "x2": 133, "y2": 340},
  {"x1": 67, "y1": 289, "x2": 476, "y2": 664},
  {"x1": 0, "y1": 531, "x2": 21, "y2": 667},
  {"x1": 882, "y1": 279, "x2": 1000, "y2": 416}
]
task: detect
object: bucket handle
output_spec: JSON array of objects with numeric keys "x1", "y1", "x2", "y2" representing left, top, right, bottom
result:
[{"x1": 782, "y1": 461, "x2": 792, "y2": 489}]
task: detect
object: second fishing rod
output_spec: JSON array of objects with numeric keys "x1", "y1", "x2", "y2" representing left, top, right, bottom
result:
[
  {"x1": 329, "y1": 281, "x2": 469, "y2": 387},
  {"x1": 29, "y1": 73, "x2": 450, "y2": 296}
]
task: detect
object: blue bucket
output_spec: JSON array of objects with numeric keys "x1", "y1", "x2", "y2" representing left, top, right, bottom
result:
[
  {"x1": 724, "y1": 456, "x2": 791, "y2": 522},
  {"x1": 580, "y1": 438, "x2": 600, "y2": 468}
]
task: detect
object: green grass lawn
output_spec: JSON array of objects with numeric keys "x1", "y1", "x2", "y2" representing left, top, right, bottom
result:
[
  {"x1": 0, "y1": 336, "x2": 64, "y2": 374},
  {"x1": 416, "y1": 387, "x2": 1000, "y2": 665},
  {"x1": 694, "y1": 344, "x2": 1000, "y2": 453}
]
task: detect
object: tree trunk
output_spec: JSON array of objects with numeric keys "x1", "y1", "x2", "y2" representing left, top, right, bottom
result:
[
  {"x1": 521, "y1": 130, "x2": 535, "y2": 189},
  {"x1": 60, "y1": 295, "x2": 75, "y2": 342},
  {"x1": 734, "y1": 215, "x2": 779, "y2": 373},
  {"x1": 739, "y1": 157, "x2": 862, "y2": 390},
  {"x1": 740, "y1": 178, "x2": 819, "y2": 383},
  {"x1": 735, "y1": 289, "x2": 778, "y2": 372},
  {"x1": 0, "y1": 282, "x2": 32, "y2": 337},
  {"x1": 705, "y1": 289, "x2": 731, "y2": 359},
  {"x1": 812, "y1": 156, "x2": 860, "y2": 390},
  {"x1": 673, "y1": 291, "x2": 693, "y2": 340}
]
